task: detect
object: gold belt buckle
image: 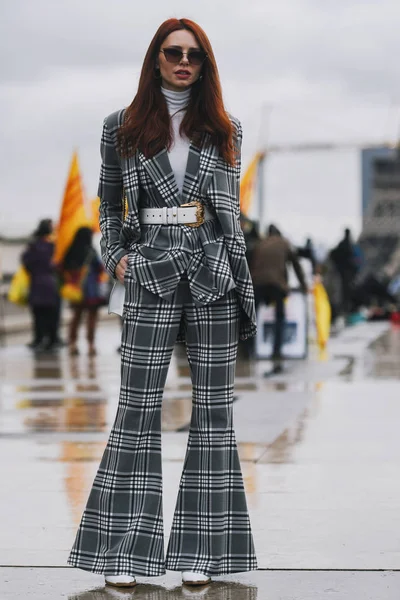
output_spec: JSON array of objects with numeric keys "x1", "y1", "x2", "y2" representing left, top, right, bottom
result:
[{"x1": 180, "y1": 201, "x2": 205, "y2": 227}]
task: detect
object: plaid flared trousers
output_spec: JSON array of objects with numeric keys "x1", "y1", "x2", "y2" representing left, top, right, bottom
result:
[{"x1": 68, "y1": 277, "x2": 257, "y2": 577}]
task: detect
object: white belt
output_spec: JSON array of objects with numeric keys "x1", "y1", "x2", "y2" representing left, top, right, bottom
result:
[{"x1": 139, "y1": 201, "x2": 214, "y2": 228}]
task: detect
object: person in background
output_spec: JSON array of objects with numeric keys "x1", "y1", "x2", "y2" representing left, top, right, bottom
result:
[
  {"x1": 22, "y1": 218, "x2": 59, "y2": 352},
  {"x1": 251, "y1": 224, "x2": 308, "y2": 373},
  {"x1": 62, "y1": 227, "x2": 107, "y2": 356},
  {"x1": 329, "y1": 228, "x2": 359, "y2": 319},
  {"x1": 322, "y1": 253, "x2": 343, "y2": 329},
  {"x1": 297, "y1": 237, "x2": 317, "y2": 275}
]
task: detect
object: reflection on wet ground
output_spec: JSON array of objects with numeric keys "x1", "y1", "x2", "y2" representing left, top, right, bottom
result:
[
  {"x1": 67, "y1": 581, "x2": 257, "y2": 600},
  {"x1": 0, "y1": 338, "x2": 327, "y2": 437},
  {"x1": 1, "y1": 320, "x2": 400, "y2": 584},
  {"x1": 364, "y1": 327, "x2": 400, "y2": 379},
  {"x1": 2, "y1": 567, "x2": 400, "y2": 600},
  {"x1": 256, "y1": 406, "x2": 309, "y2": 464}
]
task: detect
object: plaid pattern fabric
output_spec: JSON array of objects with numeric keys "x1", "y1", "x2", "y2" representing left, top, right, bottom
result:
[
  {"x1": 68, "y1": 279, "x2": 257, "y2": 576},
  {"x1": 127, "y1": 219, "x2": 236, "y2": 308},
  {"x1": 98, "y1": 109, "x2": 256, "y2": 340}
]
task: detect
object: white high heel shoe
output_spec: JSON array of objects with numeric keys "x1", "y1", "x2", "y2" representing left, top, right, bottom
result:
[
  {"x1": 182, "y1": 571, "x2": 211, "y2": 586},
  {"x1": 105, "y1": 575, "x2": 137, "y2": 588}
]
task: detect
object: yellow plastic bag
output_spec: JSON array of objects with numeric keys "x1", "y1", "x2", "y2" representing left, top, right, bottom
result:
[
  {"x1": 314, "y1": 281, "x2": 331, "y2": 349},
  {"x1": 8, "y1": 266, "x2": 30, "y2": 305},
  {"x1": 60, "y1": 283, "x2": 83, "y2": 303},
  {"x1": 60, "y1": 264, "x2": 90, "y2": 304}
]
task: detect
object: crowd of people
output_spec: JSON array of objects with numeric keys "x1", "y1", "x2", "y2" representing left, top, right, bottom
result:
[
  {"x1": 241, "y1": 220, "x2": 400, "y2": 367},
  {"x1": 17, "y1": 215, "x2": 399, "y2": 362},
  {"x1": 20, "y1": 219, "x2": 108, "y2": 355},
  {"x1": 325, "y1": 228, "x2": 399, "y2": 328}
]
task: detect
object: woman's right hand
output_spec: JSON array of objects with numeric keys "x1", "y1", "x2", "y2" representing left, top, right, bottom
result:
[{"x1": 115, "y1": 255, "x2": 128, "y2": 284}]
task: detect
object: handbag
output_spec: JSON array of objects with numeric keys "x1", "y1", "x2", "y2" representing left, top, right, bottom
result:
[
  {"x1": 60, "y1": 281, "x2": 84, "y2": 303},
  {"x1": 60, "y1": 263, "x2": 89, "y2": 303},
  {"x1": 8, "y1": 266, "x2": 30, "y2": 305}
]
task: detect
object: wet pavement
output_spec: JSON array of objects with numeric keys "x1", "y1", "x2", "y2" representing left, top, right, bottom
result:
[
  {"x1": 1, "y1": 318, "x2": 400, "y2": 598},
  {"x1": 2, "y1": 568, "x2": 400, "y2": 599}
]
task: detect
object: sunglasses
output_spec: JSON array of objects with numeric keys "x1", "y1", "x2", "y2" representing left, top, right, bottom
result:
[{"x1": 160, "y1": 47, "x2": 207, "y2": 66}]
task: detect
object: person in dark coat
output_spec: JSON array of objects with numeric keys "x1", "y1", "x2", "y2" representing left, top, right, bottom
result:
[
  {"x1": 250, "y1": 224, "x2": 308, "y2": 373},
  {"x1": 330, "y1": 228, "x2": 359, "y2": 318},
  {"x1": 62, "y1": 227, "x2": 107, "y2": 356},
  {"x1": 297, "y1": 237, "x2": 318, "y2": 275},
  {"x1": 22, "y1": 218, "x2": 59, "y2": 351}
]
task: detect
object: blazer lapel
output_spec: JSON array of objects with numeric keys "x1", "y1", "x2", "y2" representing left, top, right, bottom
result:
[
  {"x1": 181, "y1": 142, "x2": 201, "y2": 203},
  {"x1": 138, "y1": 148, "x2": 181, "y2": 208},
  {"x1": 181, "y1": 135, "x2": 219, "y2": 203},
  {"x1": 138, "y1": 134, "x2": 220, "y2": 207},
  {"x1": 197, "y1": 134, "x2": 220, "y2": 197}
]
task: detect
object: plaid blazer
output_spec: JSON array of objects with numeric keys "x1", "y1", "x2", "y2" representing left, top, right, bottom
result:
[{"x1": 98, "y1": 109, "x2": 256, "y2": 340}]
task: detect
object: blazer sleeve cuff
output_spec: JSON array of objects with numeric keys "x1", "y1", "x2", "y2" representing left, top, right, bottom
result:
[{"x1": 107, "y1": 247, "x2": 129, "y2": 278}]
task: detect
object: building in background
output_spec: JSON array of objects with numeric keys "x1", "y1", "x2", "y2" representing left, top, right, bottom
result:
[
  {"x1": 360, "y1": 147, "x2": 400, "y2": 275},
  {"x1": 361, "y1": 146, "x2": 395, "y2": 225}
]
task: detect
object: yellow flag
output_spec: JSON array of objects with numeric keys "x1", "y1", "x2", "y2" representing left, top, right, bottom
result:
[
  {"x1": 240, "y1": 152, "x2": 265, "y2": 216},
  {"x1": 314, "y1": 281, "x2": 331, "y2": 349},
  {"x1": 54, "y1": 152, "x2": 90, "y2": 265}
]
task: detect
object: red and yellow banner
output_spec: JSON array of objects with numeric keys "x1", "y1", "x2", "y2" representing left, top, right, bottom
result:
[{"x1": 54, "y1": 151, "x2": 90, "y2": 265}]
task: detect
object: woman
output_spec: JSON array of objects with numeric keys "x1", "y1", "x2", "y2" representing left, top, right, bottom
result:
[
  {"x1": 22, "y1": 218, "x2": 59, "y2": 351},
  {"x1": 62, "y1": 227, "x2": 107, "y2": 356},
  {"x1": 68, "y1": 18, "x2": 257, "y2": 588}
]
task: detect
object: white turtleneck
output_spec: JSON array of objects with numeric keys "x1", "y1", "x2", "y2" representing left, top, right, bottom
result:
[{"x1": 161, "y1": 87, "x2": 191, "y2": 196}]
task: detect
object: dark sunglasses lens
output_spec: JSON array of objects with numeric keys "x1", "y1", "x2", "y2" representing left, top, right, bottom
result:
[
  {"x1": 188, "y1": 51, "x2": 206, "y2": 65},
  {"x1": 163, "y1": 48, "x2": 182, "y2": 63}
]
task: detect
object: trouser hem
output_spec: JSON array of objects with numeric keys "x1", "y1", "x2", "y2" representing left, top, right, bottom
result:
[
  {"x1": 165, "y1": 564, "x2": 259, "y2": 576},
  {"x1": 67, "y1": 558, "x2": 166, "y2": 577}
]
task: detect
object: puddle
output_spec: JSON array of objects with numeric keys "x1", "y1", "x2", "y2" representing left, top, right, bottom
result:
[
  {"x1": 364, "y1": 328, "x2": 400, "y2": 380},
  {"x1": 15, "y1": 398, "x2": 108, "y2": 433}
]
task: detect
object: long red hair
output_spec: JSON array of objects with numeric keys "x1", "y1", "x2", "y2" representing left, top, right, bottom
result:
[{"x1": 117, "y1": 18, "x2": 237, "y2": 166}]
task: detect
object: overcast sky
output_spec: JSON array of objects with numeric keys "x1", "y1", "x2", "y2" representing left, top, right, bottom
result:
[{"x1": 2, "y1": 0, "x2": 400, "y2": 247}]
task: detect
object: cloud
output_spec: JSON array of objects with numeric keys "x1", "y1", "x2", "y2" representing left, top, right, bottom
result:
[
  {"x1": 1, "y1": 0, "x2": 400, "y2": 243},
  {"x1": 4, "y1": 0, "x2": 400, "y2": 98}
]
